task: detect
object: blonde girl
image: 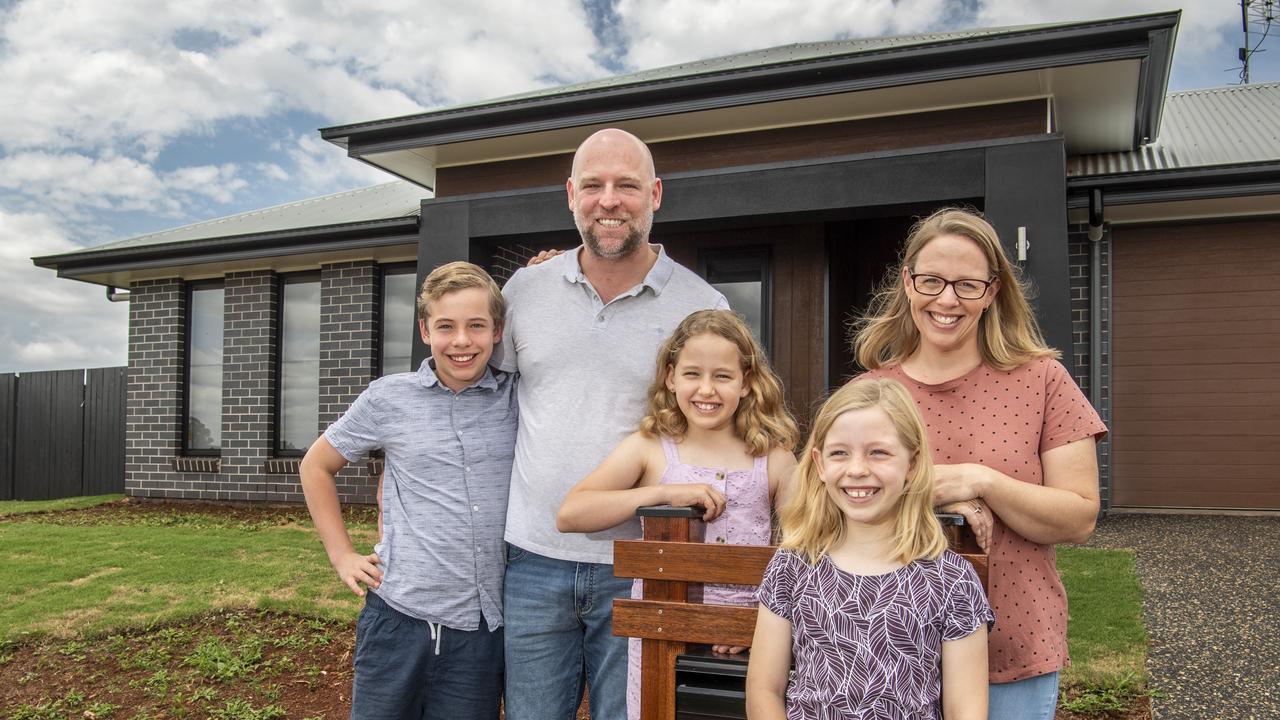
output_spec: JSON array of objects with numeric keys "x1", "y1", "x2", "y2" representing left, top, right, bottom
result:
[
  {"x1": 746, "y1": 378, "x2": 992, "y2": 720},
  {"x1": 557, "y1": 309, "x2": 799, "y2": 720}
]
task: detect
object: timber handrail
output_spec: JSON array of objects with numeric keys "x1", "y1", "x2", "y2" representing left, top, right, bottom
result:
[{"x1": 615, "y1": 505, "x2": 988, "y2": 720}]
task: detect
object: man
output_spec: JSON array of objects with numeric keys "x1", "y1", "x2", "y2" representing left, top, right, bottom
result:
[{"x1": 498, "y1": 128, "x2": 728, "y2": 720}]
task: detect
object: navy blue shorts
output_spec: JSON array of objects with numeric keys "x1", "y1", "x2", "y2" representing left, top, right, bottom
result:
[{"x1": 350, "y1": 591, "x2": 503, "y2": 720}]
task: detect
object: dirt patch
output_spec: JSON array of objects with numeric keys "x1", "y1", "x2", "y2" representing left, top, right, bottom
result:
[
  {"x1": 0, "y1": 609, "x2": 353, "y2": 719},
  {"x1": 0, "y1": 496, "x2": 378, "y2": 530}
]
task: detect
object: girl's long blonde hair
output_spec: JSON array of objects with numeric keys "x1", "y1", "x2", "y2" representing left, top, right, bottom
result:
[
  {"x1": 640, "y1": 310, "x2": 798, "y2": 456},
  {"x1": 852, "y1": 207, "x2": 1059, "y2": 371},
  {"x1": 780, "y1": 378, "x2": 946, "y2": 566}
]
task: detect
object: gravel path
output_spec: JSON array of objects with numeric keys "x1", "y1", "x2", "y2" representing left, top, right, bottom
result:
[{"x1": 1085, "y1": 513, "x2": 1280, "y2": 720}]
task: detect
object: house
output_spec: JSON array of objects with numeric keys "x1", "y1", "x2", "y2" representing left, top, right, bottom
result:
[{"x1": 34, "y1": 10, "x2": 1280, "y2": 511}]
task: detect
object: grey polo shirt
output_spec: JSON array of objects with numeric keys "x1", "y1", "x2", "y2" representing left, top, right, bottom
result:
[
  {"x1": 497, "y1": 245, "x2": 727, "y2": 564},
  {"x1": 323, "y1": 360, "x2": 517, "y2": 631}
]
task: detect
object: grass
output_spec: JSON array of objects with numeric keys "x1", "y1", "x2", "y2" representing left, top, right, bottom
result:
[
  {"x1": 0, "y1": 505, "x2": 370, "y2": 642},
  {"x1": 1057, "y1": 546, "x2": 1152, "y2": 713},
  {"x1": 0, "y1": 494, "x2": 124, "y2": 517}
]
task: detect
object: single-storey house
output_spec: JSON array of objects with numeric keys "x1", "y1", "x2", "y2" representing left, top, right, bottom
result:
[{"x1": 34, "y1": 10, "x2": 1280, "y2": 511}]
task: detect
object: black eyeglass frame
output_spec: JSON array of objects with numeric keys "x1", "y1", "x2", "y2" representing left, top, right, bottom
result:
[{"x1": 909, "y1": 272, "x2": 997, "y2": 300}]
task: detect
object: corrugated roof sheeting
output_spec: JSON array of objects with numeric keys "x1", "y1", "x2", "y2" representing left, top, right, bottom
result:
[
  {"x1": 90, "y1": 180, "x2": 432, "y2": 251},
  {"x1": 1070, "y1": 82, "x2": 1280, "y2": 176}
]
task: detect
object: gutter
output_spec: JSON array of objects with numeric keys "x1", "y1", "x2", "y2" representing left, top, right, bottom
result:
[
  {"x1": 322, "y1": 12, "x2": 1179, "y2": 159},
  {"x1": 1067, "y1": 161, "x2": 1280, "y2": 207},
  {"x1": 33, "y1": 216, "x2": 421, "y2": 280}
]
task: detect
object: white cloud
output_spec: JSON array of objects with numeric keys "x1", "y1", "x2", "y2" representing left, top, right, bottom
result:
[
  {"x1": 0, "y1": 209, "x2": 128, "y2": 372},
  {"x1": 285, "y1": 134, "x2": 397, "y2": 195}
]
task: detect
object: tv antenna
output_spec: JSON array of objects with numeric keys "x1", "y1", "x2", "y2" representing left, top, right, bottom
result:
[{"x1": 1239, "y1": 0, "x2": 1276, "y2": 83}]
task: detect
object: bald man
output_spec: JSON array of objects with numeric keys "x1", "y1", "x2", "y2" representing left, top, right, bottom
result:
[{"x1": 496, "y1": 129, "x2": 728, "y2": 719}]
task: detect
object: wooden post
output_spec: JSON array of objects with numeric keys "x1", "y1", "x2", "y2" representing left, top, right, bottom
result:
[{"x1": 635, "y1": 506, "x2": 700, "y2": 720}]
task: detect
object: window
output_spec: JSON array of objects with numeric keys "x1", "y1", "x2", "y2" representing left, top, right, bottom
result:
[
  {"x1": 276, "y1": 273, "x2": 321, "y2": 455},
  {"x1": 184, "y1": 281, "x2": 224, "y2": 454},
  {"x1": 380, "y1": 264, "x2": 418, "y2": 376},
  {"x1": 700, "y1": 248, "x2": 771, "y2": 349}
]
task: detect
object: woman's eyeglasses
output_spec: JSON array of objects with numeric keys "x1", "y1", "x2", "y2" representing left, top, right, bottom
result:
[{"x1": 909, "y1": 273, "x2": 995, "y2": 300}]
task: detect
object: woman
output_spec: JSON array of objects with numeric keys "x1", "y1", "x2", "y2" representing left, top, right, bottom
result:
[{"x1": 852, "y1": 207, "x2": 1106, "y2": 719}]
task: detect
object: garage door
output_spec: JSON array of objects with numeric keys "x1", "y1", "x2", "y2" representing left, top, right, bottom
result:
[{"x1": 1111, "y1": 218, "x2": 1280, "y2": 510}]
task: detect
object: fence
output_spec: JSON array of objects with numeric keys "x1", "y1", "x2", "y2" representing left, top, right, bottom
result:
[{"x1": 0, "y1": 366, "x2": 126, "y2": 501}]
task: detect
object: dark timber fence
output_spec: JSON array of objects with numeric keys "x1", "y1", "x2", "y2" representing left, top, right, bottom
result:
[{"x1": 0, "y1": 366, "x2": 126, "y2": 501}]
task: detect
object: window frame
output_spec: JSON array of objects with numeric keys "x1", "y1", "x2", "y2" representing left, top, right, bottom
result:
[
  {"x1": 273, "y1": 271, "x2": 322, "y2": 458},
  {"x1": 698, "y1": 246, "x2": 773, "y2": 351},
  {"x1": 378, "y1": 262, "x2": 418, "y2": 377},
  {"x1": 182, "y1": 278, "x2": 225, "y2": 457}
]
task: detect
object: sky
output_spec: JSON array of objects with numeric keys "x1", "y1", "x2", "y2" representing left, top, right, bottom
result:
[{"x1": 1, "y1": 0, "x2": 1277, "y2": 373}]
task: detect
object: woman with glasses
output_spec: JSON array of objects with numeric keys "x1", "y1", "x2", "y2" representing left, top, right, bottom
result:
[{"x1": 851, "y1": 207, "x2": 1106, "y2": 720}]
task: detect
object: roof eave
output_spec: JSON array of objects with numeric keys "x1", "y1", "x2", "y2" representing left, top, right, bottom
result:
[
  {"x1": 33, "y1": 216, "x2": 421, "y2": 280},
  {"x1": 1066, "y1": 161, "x2": 1280, "y2": 207},
  {"x1": 321, "y1": 11, "x2": 1181, "y2": 157}
]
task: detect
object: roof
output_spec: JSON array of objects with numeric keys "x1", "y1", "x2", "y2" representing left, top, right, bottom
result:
[
  {"x1": 321, "y1": 11, "x2": 1179, "y2": 179},
  {"x1": 1070, "y1": 82, "x2": 1280, "y2": 176},
  {"x1": 90, "y1": 180, "x2": 431, "y2": 251},
  {"x1": 331, "y1": 22, "x2": 1065, "y2": 127}
]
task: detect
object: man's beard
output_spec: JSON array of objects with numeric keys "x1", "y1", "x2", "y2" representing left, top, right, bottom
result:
[{"x1": 577, "y1": 212, "x2": 652, "y2": 260}]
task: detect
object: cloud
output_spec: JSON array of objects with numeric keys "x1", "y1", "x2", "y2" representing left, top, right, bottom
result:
[
  {"x1": 0, "y1": 209, "x2": 128, "y2": 372},
  {"x1": 284, "y1": 134, "x2": 398, "y2": 195},
  {"x1": 0, "y1": 152, "x2": 248, "y2": 216}
]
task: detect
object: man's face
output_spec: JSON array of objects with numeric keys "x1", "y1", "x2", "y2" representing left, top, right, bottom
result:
[{"x1": 567, "y1": 133, "x2": 662, "y2": 261}]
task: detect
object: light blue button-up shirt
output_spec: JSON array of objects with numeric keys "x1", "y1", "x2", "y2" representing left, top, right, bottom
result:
[{"x1": 324, "y1": 359, "x2": 518, "y2": 631}]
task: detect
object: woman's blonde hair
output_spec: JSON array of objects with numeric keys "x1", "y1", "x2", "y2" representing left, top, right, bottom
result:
[
  {"x1": 779, "y1": 378, "x2": 946, "y2": 566},
  {"x1": 852, "y1": 207, "x2": 1058, "y2": 371},
  {"x1": 640, "y1": 310, "x2": 798, "y2": 456}
]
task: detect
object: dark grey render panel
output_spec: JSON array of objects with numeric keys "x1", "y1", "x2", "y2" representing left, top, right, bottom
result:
[
  {"x1": 412, "y1": 203, "x2": 474, "y2": 368},
  {"x1": 15, "y1": 369, "x2": 84, "y2": 500},
  {"x1": 0, "y1": 373, "x2": 13, "y2": 500},
  {"x1": 83, "y1": 366, "x2": 126, "y2": 495},
  {"x1": 984, "y1": 137, "x2": 1075, "y2": 376}
]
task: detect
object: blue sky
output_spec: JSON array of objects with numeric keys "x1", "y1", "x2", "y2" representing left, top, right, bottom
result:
[{"x1": 2, "y1": 0, "x2": 1277, "y2": 372}]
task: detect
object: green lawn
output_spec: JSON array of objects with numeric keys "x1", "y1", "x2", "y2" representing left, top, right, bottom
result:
[
  {"x1": 0, "y1": 494, "x2": 124, "y2": 517},
  {"x1": 0, "y1": 502, "x2": 369, "y2": 642}
]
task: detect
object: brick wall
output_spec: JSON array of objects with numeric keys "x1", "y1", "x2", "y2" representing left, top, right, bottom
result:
[
  {"x1": 1067, "y1": 224, "x2": 1112, "y2": 511},
  {"x1": 125, "y1": 279, "x2": 185, "y2": 498},
  {"x1": 489, "y1": 243, "x2": 541, "y2": 285},
  {"x1": 125, "y1": 264, "x2": 381, "y2": 505}
]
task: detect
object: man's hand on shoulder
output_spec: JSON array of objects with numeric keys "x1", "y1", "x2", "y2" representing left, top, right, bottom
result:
[{"x1": 331, "y1": 549, "x2": 383, "y2": 597}]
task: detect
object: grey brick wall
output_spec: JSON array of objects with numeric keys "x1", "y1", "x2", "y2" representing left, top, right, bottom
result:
[
  {"x1": 125, "y1": 266, "x2": 382, "y2": 505},
  {"x1": 490, "y1": 243, "x2": 541, "y2": 285},
  {"x1": 125, "y1": 279, "x2": 185, "y2": 499},
  {"x1": 220, "y1": 270, "x2": 277, "y2": 501},
  {"x1": 1067, "y1": 224, "x2": 1112, "y2": 511}
]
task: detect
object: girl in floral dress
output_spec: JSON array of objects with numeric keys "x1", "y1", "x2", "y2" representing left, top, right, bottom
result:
[{"x1": 746, "y1": 378, "x2": 993, "y2": 720}]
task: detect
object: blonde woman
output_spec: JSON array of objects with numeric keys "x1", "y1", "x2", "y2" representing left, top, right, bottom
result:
[
  {"x1": 853, "y1": 207, "x2": 1107, "y2": 719},
  {"x1": 746, "y1": 378, "x2": 992, "y2": 719}
]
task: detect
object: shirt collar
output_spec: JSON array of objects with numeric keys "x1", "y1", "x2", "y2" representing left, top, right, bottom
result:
[
  {"x1": 562, "y1": 243, "x2": 676, "y2": 296},
  {"x1": 415, "y1": 357, "x2": 500, "y2": 392}
]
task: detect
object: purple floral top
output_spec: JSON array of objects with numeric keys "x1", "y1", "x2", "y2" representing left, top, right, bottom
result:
[{"x1": 757, "y1": 549, "x2": 994, "y2": 719}]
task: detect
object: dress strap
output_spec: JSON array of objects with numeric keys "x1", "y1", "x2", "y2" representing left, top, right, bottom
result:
[{"x1": 659, "y1": 436, "x2": 681, "y2": 466}]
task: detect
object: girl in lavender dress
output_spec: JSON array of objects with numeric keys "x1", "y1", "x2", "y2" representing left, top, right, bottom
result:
[
  {"x1": 557, "y1": 309, "x2": 799, "y2": 720},
  {"x1": 746, "y1": 378, "x2": 993, "y2": 720}
]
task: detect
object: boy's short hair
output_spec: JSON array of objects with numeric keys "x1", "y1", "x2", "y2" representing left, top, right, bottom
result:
[{"x1": 416, "y1": 261, "x2": 505, "y2": 325}]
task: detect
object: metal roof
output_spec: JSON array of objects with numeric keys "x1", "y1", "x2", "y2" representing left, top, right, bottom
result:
[
  {"x1": 88, "y1": 180, "x2": 431, "y2": 252},
  {"x1": 1070, "y1": 81, "x2": 1280, "y2": 176}
]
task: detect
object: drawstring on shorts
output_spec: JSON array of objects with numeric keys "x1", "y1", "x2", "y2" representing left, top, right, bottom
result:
[{"x1": 428, "y1": 622, "x2": 442, "y2": 655}]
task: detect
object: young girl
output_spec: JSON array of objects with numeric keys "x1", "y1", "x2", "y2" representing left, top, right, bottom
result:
[
  {"x1": 556, "y1": 309, "x2": 799, "y2": 720},
  {"x1": 746, "y1": 378, "x2": 993, "y2": 720}
]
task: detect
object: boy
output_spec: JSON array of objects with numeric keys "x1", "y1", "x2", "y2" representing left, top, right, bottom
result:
[{"x1": 300, "y1": 261, "x2": 517, "y2": 720}]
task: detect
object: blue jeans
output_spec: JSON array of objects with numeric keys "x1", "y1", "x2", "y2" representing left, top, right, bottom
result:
[
  {"x1": 350, "y1": 591, "x2": 503, "y2": 720},
  {"x1": 503, "y1": 543, "x2": 632, "y2": 720},
  {"x1": 988, "y1": 671, "x2": 1059, "y2": 720}
]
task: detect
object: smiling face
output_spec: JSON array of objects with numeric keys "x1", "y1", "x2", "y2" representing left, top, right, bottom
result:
[
  {"x1": 665, "y1": 332, "x2": 749, "y2": 436},
  {"x1": 903, "y1": 233, "x2": 999, "y2": 359},
  {"x1": 418, "y1": 287, "x2": 502, "y2": 394},
  {"x1": 567, "y1": 129, "x2": 662, "y2": 261},
  {"x1": 816, "y1": 406, "x2": 915, "y2": 530}
]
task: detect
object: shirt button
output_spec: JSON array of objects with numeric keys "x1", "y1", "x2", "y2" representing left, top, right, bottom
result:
[
  {"x1": 472, "y1": 505, "x2": 480, "y2": 512},
  {"x1": 465, "y1": 466, "x2": 471, "y2": 473},
  {"x1": 715, "y1": 472, "x2": 725, "y2": 480}
]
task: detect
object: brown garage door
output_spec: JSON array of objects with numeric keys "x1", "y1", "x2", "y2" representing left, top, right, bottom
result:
[{"x1": 1112, "y1": 218, "x2": 1280, "y2": 510}]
